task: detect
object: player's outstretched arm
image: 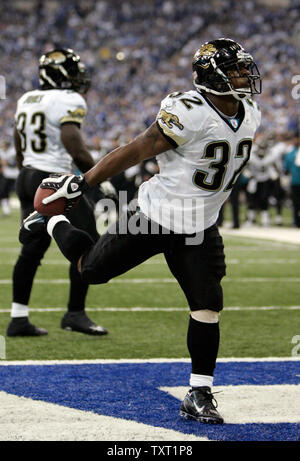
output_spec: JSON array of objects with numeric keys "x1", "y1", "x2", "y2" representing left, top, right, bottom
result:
[
  {"x1": 84, "y1": 121, "x2": 172, "y2": 187},
  {"x1": 41, "y1": 122, "x2": 172, "y2": 205}
]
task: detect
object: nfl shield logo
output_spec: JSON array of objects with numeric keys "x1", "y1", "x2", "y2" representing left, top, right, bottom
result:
[{"x1": 230, "y1": 119, "x2": 238, "y2": 129}]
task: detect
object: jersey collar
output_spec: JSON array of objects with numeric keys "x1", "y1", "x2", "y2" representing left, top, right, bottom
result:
[{"x1": 200, "y1": 92, "x2": 245, "y2": 132}]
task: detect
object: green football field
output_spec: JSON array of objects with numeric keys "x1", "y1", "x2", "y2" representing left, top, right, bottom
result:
[{"x1": 0, "y1": 205, "x2": 299, "y2": 362}]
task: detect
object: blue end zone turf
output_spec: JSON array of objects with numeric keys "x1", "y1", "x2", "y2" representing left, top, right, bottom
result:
[{"x1": 0, "y1": 360, "x2": 299, "y2": 441}]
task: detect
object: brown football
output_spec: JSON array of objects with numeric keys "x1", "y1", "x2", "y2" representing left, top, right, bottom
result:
[{"x1": 34, "y1": 186, "x2": 67, "y2": 216}]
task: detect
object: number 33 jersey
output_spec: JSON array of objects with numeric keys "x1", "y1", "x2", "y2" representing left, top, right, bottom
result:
[
  {"x1": 15, "y1": 89, "x2": 87, "y2": 173},
  {"x1": 138, "y1": 90, "x2": 261, "y2": 233}
]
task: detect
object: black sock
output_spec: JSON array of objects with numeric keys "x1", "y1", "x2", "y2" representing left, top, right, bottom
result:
[
  {"x1": 52, "y1": 221, "x2": 95, "y2": 265},
  {"x1": 12, "y1": 255, "x2": 40, "y2": 305},
  {"x1": 67, "y1": 262, "x2": 89, "y2": 312},
  {"x1": 187, "y1": 316, "x2": 220, "y2": 377}
]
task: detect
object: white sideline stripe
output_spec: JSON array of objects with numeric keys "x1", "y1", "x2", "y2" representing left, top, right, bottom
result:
[
  {"x1": 162, "y1": 385, "x2": 300, "y2": 423},
  {"x1": 0, "y1": 357, "x2": 299, "y2": 366},
  {"x1": 1, "y1": 226, "x2": 300, "y2": 249},
  {"x1": 220, "y1": 226, "x2": 300, "y2": 245},
  {"x1": 0, "y1": 391, "x2": 206, "y2": 442},
  {"x1": 1, "y1": 305, "x2": 300, "y2": 314},
  {"x1": 225, "y1": 246, "x2": 298, "y2": 251},
  {"x1": 1, "y1": 277, "x2": 300, "y2": 284}
]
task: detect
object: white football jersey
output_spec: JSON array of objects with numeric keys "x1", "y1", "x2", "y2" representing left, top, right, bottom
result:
[
  {"x1": 138, "y1": 90, "x2": 261, "y2": 233},
  {"x1": 15, "y1": 89, "x2": 87, "y2": 173}
]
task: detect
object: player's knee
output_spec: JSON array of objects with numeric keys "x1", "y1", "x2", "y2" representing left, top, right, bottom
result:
[
  {"x1": 48, "y1": 217, "x2": 95, "y2": 266},
  {"x1": 80, "y1": 266, "x2": 111, "y2": 285},
  {"x1": 16, "y1": 253, "x2": 41, "y2": 271},
  {"x1": 77, "y1": 255, "x2": 83, "y2": 273},
  {"x1": 21, "y1": 234, "x2": 51, "y2": 262},
  {"x1": 191, "y1": 309, "x2": 219, "y2": 323},
  {"x1": 80, "y1": 257, "x2": 112, "y2": 285},
  {"x1": 187, "y1": 276, "x2": 223, "y2": 314}
]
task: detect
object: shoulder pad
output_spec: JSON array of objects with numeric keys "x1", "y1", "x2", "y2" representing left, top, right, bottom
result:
[
  {"x1": 58, "y1": 91, "x2": 87, "y2": 125},
  {"x1": 156, "y1": 91, "x2": 206, "y2": 146},
  {"x1": 161, "y1": 90, "x2": 204, "y2": 110},
  {"x1": 160, "y1": 91, "x2": 206, "y2": 124},
  {"x1": 246, "y1": 98, "x2": 261, "y2": 112},
  {"x1": 57, "y1": 90, "x2": 86, "y2": 106}
]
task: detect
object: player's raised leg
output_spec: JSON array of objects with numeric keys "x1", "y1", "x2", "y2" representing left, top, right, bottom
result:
[{"x1": 46, "y1": 210, "x2": 166, "y2": 285}]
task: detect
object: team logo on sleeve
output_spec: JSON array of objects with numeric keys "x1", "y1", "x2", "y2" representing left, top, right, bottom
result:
[
  {"x1": 60, "y1": 107, "x2": 87, "y2": 124},
  {"x1": 157, "y1": 109, "x2": 184, "y2": 131}
]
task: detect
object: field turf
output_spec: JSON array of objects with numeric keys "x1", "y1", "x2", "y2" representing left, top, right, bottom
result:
[{"x1": 0, "y1": 205, "x2": 299, "y2": 362}]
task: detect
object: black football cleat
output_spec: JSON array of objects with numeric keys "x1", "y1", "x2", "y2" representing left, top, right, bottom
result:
[
  {"x1": 61, "y1": 311, "x2": 108, "y2": 336},
  {"x1": 180, "y1": 386, "x2": 224, "y2": 424},
  {"x1": 6, "y1": 317, "x2": 48, "y2": 337},
  {"x1": 19, "y1": 211, "x2": 46, "y2": 244}
]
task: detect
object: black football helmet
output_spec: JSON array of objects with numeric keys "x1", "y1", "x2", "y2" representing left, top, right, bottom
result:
[
  {"x1": 192, "y1": 38, "x2": 261, "y2": 100},
  {"x1": 39, "y1": 48, "x2": 91, "y2": 93}
]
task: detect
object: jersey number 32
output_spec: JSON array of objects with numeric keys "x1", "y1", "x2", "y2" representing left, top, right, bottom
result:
[{"x1": 193, "y1": 139, "x2": 252, "y2": 192}]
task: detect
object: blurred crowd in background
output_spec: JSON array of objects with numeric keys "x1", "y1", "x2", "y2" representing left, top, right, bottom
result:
[{"x1": 0, "y1": 0, "x2": 299, "y2": 227}]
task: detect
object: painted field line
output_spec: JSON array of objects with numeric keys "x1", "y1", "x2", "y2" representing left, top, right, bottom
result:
[
  {"x1": 1, "y1": 306, "x2": 300, "y2": 314},
  {"x1": 0, "y1": 259, "x2": 164, "y2": 266},
  {"x1": 1, "y1": 277, "x2": 300, "y2": 284},
  {"x1": 0, "y1": 248, "x2": 63, "y2": 253},
  {"x1": 1, "y1": 246, "x2": 298, "y2": 253},
  {"x1": 226, "y1": 246, "x2": 299, "y2": 251},
  {"x1": 0, "y1": 391, "x2": 206, "y2": 442},
  {"x1": 0, "y1": 357, "x2": 299, "y2": 366},
  {"x1": 1, "y1": 258, "x2": 300, "y2": 265},
  {"x1": 221, "y1": 226, "x2": 300, "y2": 245},
  {"x1": 0, "y1": 307, "x2": 189, "y2": 313}
]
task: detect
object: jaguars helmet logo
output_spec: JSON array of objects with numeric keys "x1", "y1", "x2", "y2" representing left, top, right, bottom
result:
[
  {"x1": 193, "y1": 43, "x2": 217, "y2": 69},
  {"x1": 157, "y1": 109, "x2": 184, "y2": 131},
  {"x1": 198, "y1": 43, "x2": 217, "y2": 57},
  {"x1": 40, "y1": 51, "x2": 67, "y2": 66}
]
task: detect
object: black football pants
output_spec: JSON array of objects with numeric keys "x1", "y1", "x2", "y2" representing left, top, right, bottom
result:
[
  {"x1": 80, "y1": 210, "x2": 226, "y2": 313},
  {"x1": 52, "y1": 209, "x2": 226, "y2": 376},
  {"x1": 13, "y1": 167, "x2": 99, "y2": 311}
]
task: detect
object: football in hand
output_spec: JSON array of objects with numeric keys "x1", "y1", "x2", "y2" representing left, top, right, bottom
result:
[{"x1": 34, "y1": 186, "x2": 67, "y2": 216}]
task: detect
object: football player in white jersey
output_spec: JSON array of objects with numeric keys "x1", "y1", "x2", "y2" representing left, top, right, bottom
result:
[
  {"x1": 20, "y1": 39, "x2": 261, "y2": 423},
  {"x1": 7, "y1": 49, "x2": 108, "y2": 337}
]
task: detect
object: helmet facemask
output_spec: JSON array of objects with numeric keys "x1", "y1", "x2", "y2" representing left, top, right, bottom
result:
[
  {"x1": 62, "y1": 60, "x2": 91, "y2": 94},
  {"x1": 215, "y1": 54, "x2": 261, "y2": 100}
]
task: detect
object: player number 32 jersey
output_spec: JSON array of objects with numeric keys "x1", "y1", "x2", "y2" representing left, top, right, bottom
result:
[
  {"x1": 15, "y1": 89, "x2": 87, "y2": 173},
  {"x1": 138, "y1": 90, "x2": 261, "y2": 233}
]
